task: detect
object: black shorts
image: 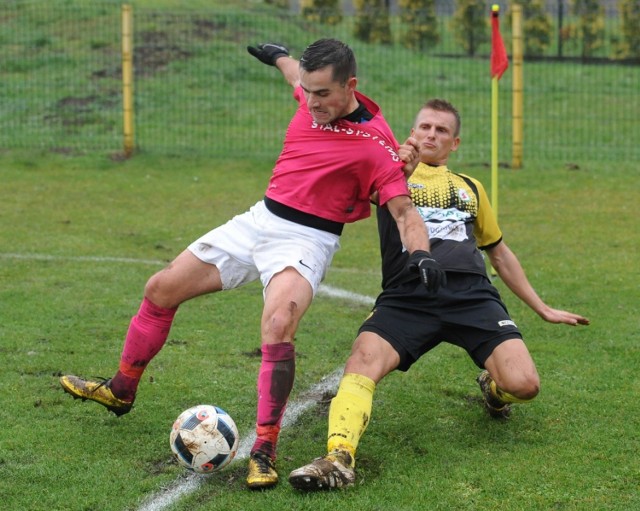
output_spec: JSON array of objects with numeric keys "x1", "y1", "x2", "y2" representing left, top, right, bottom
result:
[{"x1": 358, "y1": 272, "x2": 523, "y2": 371}]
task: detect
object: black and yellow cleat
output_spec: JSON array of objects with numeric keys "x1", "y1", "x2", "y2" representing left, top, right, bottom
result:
[
  {"x1": 246, "y1": 451, "x2": 278, "y2": 489},
  {"x1": 60, "y1": 375, "x2": 133, "y2": 417},
  {"x1": 288, "y1": 450, "x2": 355, "y2": 491},
  {"x1": 477, "y1": 370, "x2": 511, "y2": 419}
]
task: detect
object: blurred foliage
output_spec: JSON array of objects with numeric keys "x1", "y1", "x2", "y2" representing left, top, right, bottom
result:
[
  {"x1": 398, "y1": 0, "x2": 439, "y2": 50},
  {"x1": 450, "y1": 0, "x2": 489, "y2": 56},
  {"x1": 263, "y1": 0, "x2": 289, "y2": 8},
  {"x1": 300, "y1": 0, "x2": 342, "y2": 25},
  {"x1": 507, "y1": 0, "x2": 552, "y2": 57},
  {"x1": 572, "y1": 0, "x2": 606, "y2": 58},
  {"x1": 613, "y1": 0, "x2": 640, "y2": 59},
  {"x1": 353, "y1": 0, "x2": 392, "y2": 44}
]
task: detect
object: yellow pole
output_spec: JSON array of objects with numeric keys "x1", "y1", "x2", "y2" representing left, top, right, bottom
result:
[
  {"x1": 491, "y1": 75, "x2": 499, "y2": 220},
  {"x1": 122, "y1": 4, "x2": 134, "y2": 158},
  {"x1": 490, "y1": 4, "x2": 501, "y2": 278},
  {"x1": 490, "y1": 75, "x2": 499, "y2": 277},
  {"x1": 512, "y1": 4, "x2": 523, "y2": 169}
]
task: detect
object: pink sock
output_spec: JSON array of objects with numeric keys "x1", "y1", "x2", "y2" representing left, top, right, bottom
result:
[
  {"x1": 251, "y1": 342, "x2": 295, "y2": 459},
  {"x1": 110, "y1": 297, "x2": 177, "y2": 400}
]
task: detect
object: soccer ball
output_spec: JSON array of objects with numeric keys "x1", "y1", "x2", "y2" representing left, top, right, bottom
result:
[{"x1": 170, "y1": 404, "x2": 239, "y2": 473}]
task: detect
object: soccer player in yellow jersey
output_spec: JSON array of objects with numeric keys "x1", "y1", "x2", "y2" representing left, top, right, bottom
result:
[{"x1": 288, "y1": 98, "x2": 590, "y2": 490}]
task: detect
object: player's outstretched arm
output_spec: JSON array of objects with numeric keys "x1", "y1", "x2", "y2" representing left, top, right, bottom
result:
[
  {"x1": 487, "y1": 241, "x2": 590, "y2": 326},
  {"x1": 276, "y1": 56, "x2": 300, "y2": 88},
  {"x1": 247, "y1": 42, "x2": 299, "y2": 87}
]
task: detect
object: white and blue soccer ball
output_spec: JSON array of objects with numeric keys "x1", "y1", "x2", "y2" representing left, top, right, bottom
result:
[{"x1": 170, "y1": 404, "x2": 239, "y2": 473}]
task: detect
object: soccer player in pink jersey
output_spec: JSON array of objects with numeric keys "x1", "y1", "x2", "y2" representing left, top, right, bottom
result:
[{"x1": 59, "y1": 38, "x2": 445, "y2": 489}]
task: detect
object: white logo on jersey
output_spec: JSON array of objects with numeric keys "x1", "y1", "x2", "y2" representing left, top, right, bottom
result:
[
  {"x1": 416, "y1": 206, "x2": 470, "y2": 242},
  {"x1": 417, "y1": 206, "x2": 470, "y2": 222},
  {"x1": 427, "y1": 221, "x2": 467, "y2": 241},
  {"x1": 310, "y1": 121, "x2": 400, "y2": 161},
  {"x1": 498, "y1": 320, "x2": 517, "y2": 328}
]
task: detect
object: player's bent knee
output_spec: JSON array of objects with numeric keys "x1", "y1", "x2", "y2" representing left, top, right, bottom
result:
[
  {"x1": 262, "y1": 308, "x2": 299, "y2": 343},
  {"x1": 518, "y1": 382, "x2": 540, "y2": 401},
  {"x1": 144, "y1": 272, "x2": 179, "y2": 309},
  {"x1": 344, "y1": 334, "x2": 399, "y2": 381},
  {"x1": 511, "y1": 374, "x2": 540, "y2": 401}
]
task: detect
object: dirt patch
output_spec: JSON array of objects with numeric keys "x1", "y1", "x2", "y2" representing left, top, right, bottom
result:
[
  {"x1": 134, "y1": 30, "x2": 193, "y2": 77},
  {"x1": 90, "y1": 16, "x2": 248, "y2": 81},
  {"x1": 242, "y1": 347, "x2": 262, "y2": 358},
  {"x1": 45, "y1": 92, "x2": 119, "y2": 128},
  {"x1": 192, "y1": 18, "x2": 227, "y2": 41}
]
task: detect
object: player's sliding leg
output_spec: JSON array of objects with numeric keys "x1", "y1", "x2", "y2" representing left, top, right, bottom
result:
[
  {"x1": 288, "y1": 331, "x2": 399, "y2": 491},
  {"x1": 288, "y1": 373, "x2": 374, "y2": 490}
]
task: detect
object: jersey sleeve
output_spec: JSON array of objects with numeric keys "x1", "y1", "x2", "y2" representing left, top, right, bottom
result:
[
  {"x1": 465, "y1": 175, "x2": 503, "y2": 249},
  {"x1": 376, "y1": 171, "x2": 411, "y2": 206},
  {"x1": 371, "y1": 146, "x2": 410, "y2": 206}
]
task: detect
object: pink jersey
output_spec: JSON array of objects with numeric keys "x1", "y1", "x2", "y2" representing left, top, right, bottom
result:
[{"x1": 264, "y1": 86, "x2": 410, "y2": 224}]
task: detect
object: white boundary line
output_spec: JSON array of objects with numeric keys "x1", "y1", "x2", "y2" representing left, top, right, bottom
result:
[
  {"x1": 1, "y1": 253, "x2": 374, "y2": 510},
  {"x1": 318, "y1": 284, "x2": 375, "y2": 307},
  {"x1": 0, "y1": 252, "x2": 376, "y2": 306},
  {"x1": 0, "y1": 252, "x2": 165, "y2": 266}
]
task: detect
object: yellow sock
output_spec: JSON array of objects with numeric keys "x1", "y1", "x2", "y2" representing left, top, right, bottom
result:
[
  {"x1": 491, "y1": 380, "x2": 534, "y2": 404},
  {"x1": 327, "y1": 373, "x2": 376, "y2": 465}
]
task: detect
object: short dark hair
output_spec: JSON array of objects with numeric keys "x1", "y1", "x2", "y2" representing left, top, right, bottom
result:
[
  {"x1": 420, "y1": 98, "x2": 461, "y2": 137},
  {"x1": 299, "y1": 38, "x2": 356, "y2": 86}
]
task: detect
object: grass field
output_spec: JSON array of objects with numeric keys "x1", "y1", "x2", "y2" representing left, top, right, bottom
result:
[
  {"x1": 1, "y1": 1, "x2": 639, "y2": 510},
  {"x1": 1, "y1": 150, "x2": 638, "y2": 510}
]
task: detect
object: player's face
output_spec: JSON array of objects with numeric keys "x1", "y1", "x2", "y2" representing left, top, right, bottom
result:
[
  {"x1": 410, "y1": 108, "x2": 460, "y2": 165},
  {"x1": 299, "y1": 66, "x2": 357, "y2": 125}
]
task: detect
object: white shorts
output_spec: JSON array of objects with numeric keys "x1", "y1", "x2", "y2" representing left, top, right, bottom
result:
[{"x1": 187, "y1": 200, "x2": 341, "y2": 295}]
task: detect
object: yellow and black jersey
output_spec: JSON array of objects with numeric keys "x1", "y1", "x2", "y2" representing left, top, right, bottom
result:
[{"x1": 378, "y1": 163, "x2": 502, "y2": 289}]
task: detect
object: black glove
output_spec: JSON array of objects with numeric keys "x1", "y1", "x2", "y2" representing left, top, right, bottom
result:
[
  {"x1": 247, "y1": 43, "x2": 290, "y2": 66},
  {"x1": 408, "y1": 250, "x2": 446, "y2": 293}
]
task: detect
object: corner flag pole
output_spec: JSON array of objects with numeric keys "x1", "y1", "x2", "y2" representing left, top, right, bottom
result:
[
  {"x1": 491, "y1": 68, "x2": 499, "y2": 219},
  {"x1": 490, "y1": 4, "x2": 508, "y2": 277},
  {"x1": 490, "y1": 4, "x2": 508, "y2": 219}
]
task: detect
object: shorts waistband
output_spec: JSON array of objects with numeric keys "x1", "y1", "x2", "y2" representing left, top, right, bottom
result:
[{"x1": 263, "y1": 196, "x2": 344, "y2": 236}]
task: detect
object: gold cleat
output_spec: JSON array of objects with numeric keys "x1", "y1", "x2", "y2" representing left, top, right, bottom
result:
[
  {"x1": 60, "y1": 375, "x2": 133, "y2": 417},
  {"x1": 246, "y1": 451, "x2": 278, "y2": 489}
]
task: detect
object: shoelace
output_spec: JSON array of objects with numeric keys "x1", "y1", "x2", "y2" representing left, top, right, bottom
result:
[
  {"x1": 252, "y1": 453, "x2": 274, "y2": 473},
  {"x1": 89, "y1": 376, "x2": 112, "y2": 393}
]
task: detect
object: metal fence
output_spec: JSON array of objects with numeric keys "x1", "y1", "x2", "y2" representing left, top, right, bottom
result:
[{"x1": 1, "y1": 0, "x2": 638, "y2": 165}]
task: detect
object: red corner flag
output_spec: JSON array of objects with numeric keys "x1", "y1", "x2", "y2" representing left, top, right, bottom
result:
[{"x1": 491, "y1": 5, "x2": 508, "y2": 79}]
